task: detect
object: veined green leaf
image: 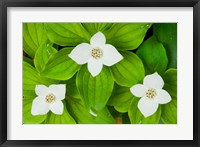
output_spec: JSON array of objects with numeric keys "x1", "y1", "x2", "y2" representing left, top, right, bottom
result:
[
  {"x1": 161, "y1": 68, "x2": 177, "y2": 124},
  {"x1": 59, "y1": 74, "x2": 80, "y2": 99},
  {"x1": 108, "y1": 84, "x2": 134, "y2": 113},
  {"x1": 76, "y1": 65, "x2": 114, "y2": 111},
  {"x1": 23, "y1": 23, "x2": 48, "y2": 58},
  {"x1": 23, "y1": 56, "x2": 34, "y2": 67},
  {"x1": 66, "y1": 98, "x2": 115, "y2": 124},
  {"x1": 66, "y1": 74, "x2": 80, "y2": 99},
  {"x1": 41, "y1": 48, "x2": 81, "y2": 80},
  {"x1": 44, "y1": 101, "x2": 76, "y2": 124},
  {"x1": 66, "y1": 98, "x2": 96, "y2": 124},
  {"x1": 105, "y1": 23, "x2": 152, "y2": 50},
  {"x1": 34, "y1": 43, "x2": 57, "y2": 73},
  {"x1": 110, "y1": 51, "x2": 145, "y2": 87},
  {"x1": 23, "y1": 61, "x2": 58, "y2": 97},
  {"x1": 154, "y1": 23, "x2": 177, "y2": 68},
  {"x1": 161, "y1": 99, "x2": 177, "y2": 124},
  {"x1": 128, "y1": 98, "x2": 143, "y2": 124},
  {"x1": 23, "y1": 98, "x2": 47, "y2": 124},
  {"x1": 94, "y1": 107, "x2": 116, "y2": 124},
  {"x1": 137, "y1": 36, "x2": 168, "y2": 75},
  {"x1": 163, "y1": 68, "x2": 177, "y2": 99},
  {"x1": 82, "y1": 23, "x2": 113, "y2": 35},
  {"x1": 45, "y1": 23, "x2": 91, "y2": 46}
]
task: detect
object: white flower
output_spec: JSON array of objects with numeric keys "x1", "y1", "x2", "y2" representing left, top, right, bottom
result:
[
  {"x1": 31, "y1": 84, "x2": 66, "y2": 116},
  {"x1": 130, "y1": 72, "x2": 171, "y2": 117},
  {"x1": 68, "y1": 32, "x2": 123, "y2": 77}
]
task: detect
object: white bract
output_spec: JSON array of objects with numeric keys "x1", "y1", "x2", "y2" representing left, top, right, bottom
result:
[
  {"x1": 31, "y1": 84, "x2": 66, "y2": 116},
  {"x1": 68, "y1": 32, "x2": 123, "y2": 77},
  {"x1": 130, "y1": 72, "x2": 171, "y2": 117}
]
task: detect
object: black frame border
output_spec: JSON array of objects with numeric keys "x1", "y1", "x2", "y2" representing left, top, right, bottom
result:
[{"x1": 0, "y1": 0, "x2": 199, "y2": 146}]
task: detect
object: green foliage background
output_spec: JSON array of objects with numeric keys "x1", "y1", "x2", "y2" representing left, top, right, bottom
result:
[{"x1": 23, "y1": 23, "x2": 177, "y2": 124}]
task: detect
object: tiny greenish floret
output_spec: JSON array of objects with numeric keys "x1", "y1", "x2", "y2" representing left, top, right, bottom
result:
[
  {"x1": 145, "y1": 88, "x2": 157, "y2": 99},
  {"x1": 45, "y1": 93, "x2": 55, "y2": 103},
  {"x1": 91, "y1": 48, "x2": 103, "y2": 59},
  {"x1": 130, "y1": 72, "x2": 171, "y2": 117},
  {"x1": 68, "y1": 31, "x2": 123, "y2": 77}
]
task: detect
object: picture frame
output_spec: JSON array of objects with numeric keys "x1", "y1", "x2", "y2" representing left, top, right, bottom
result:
[{"x1": 0, "y1": 0, "x2": 199, "y2": 146}]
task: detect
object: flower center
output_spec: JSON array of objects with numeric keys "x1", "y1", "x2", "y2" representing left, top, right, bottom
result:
[
  {"x1": 91, "y1": 48, "x2": 103, "y2": 59},
  {"x1": 146, "y1": 88, "x2": 157, "y2": 99},
  {"x1": 45, "y1": 93, "x2": 55, "y2": 103}
]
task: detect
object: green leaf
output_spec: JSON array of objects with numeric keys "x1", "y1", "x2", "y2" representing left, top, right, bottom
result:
[
  {"x1": 137, "y1": 36, "x2": 168, "y2": 75},
  {"x1": 108, "y1": 84, "x2": 134, "y2": 112},
  {"x1": 59, "y1": 74, "x2": 80, "y2": 99},
  {"x1": 66, "y1": 98, "x2": 96, "y2": 123},
  {"x1": 82, "y1": 23, "x2": 113, "y2": 35},
  {"x1": 66, "y1": 98, "x2": 115, "y2": 124},
  {"x1": 44, "y1": 101, "x2": 76, "y2": 124},
  {"x1": 66, "y1": 74, "x2": 80, "y2": 99},
  {"x1": 45, "y1": 23, "x2": 91, "y2": 46},
  {"x1": 23, "y1": 23, "x2": 48, "y2": 58},
  {"x1": 154, "y1": 23, "x2": 177, "y2": 68},
  {"x1": 34, "y1": 43, "x2": 57, "y2": 73},
  {"x1": 161, "y1": 68, "x2": 177, "y2": 124},
  {"x1": 110, "y1": 51, "x2": 145, "y2": 87},
  {"x1": 41, "y1": 48, "x2": 81, "y2": 80},
  {"x1": 163, "y1": 68, "x2": 177, "y2": 99},
  {"x1": 161, "y1": 99, "x2": 177, "y2": 124},
  {"x1": 94, "y1": 107, "x2": 116, "y2": 124},
  {"x1": 76, "y1": 65, "x2": 114, "y2": 111},
  {"x1": 23, "y1": 56, "x2": 34, "y2": 66},
  {"x1": 23, "y1": 98, "x2": 47, "y2": 124},
  {"x1": 23, "y1": 61, "x2": 58, "y2": 97},
  {"x1": 105, "y1": 23, "x2": 152, "y2": 50},
  {"x1": 142, "y1": 106, "x2": 161, "y2": 124},
  {"x1": 128, "y1": 99, "x2": 143, "y2": 124}
]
